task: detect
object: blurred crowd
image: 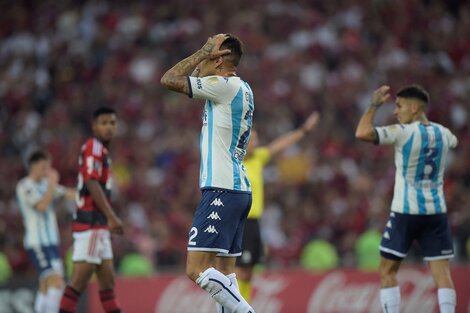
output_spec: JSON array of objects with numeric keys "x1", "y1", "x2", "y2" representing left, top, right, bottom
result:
[{"x1": 1, "y1": 0, "x2": 470, "y2": 278}]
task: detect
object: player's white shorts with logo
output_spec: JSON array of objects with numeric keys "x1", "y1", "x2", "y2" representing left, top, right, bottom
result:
[{"x1": 72, "y1": 229, "x2": 113, "y2": 264}]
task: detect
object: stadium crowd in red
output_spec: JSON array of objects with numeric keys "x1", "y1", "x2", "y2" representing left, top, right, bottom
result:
[{"x1": 1, "y1": 0, "x2": 469, "y2": 277}]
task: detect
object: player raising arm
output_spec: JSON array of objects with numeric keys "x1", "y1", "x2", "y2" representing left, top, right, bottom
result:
[
  {"x1": 59, "y1": 107, "x2": 124, "y2": 313},
  {"x1": 161, "y1": 34, "x2": 256, "y2": 313},
  {"x1": 356, "y1": 85, "x2": 458, "y2": 313},
  {"x1": 16, "y1": 151, "x2": 75, "y2": 313},
  {"x1": 236, "y1": 111, "x2": 320, "y2": 302}
]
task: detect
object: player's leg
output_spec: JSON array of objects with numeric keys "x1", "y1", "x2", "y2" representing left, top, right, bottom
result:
[
  {"x1": 187, "y1": 189, "x2": 255, "y2": 313},
  {"x1": 429, "y1": 260, "x2": 456, "y2": 313},
  {"x1": 44, "y1": 273, "x2": 64, "y2": 313},
  {"x1": 96, "y1": 259, "x2": 122, "y2": 313},
  {"x1": 59, "y1": 262, "x2": 95, "y2": 313},
  {"x1": 214, "y1": 256, "x2": 240, "y2": 313},
  {"x1": 35, "y1": 279, "x2": 47, "y2": 313},
  {"x1": 42, "y1": 245, "x2": 64, "y2": 313},
  {"x1": 27, "y1": 245, "x2": 63, "y2": 313},
  {"x1": 59, "y1": 230, "x2": 99, "y2": 313},
  {"x1": 235, "y1": 219, "x2": 263, "y2": 303},
  {"x1": 419, "y1": 214, "x2": 456, "y2": 313},
  {"x1": 378, "y1": 212, "x2": 413, "y2": 313}
]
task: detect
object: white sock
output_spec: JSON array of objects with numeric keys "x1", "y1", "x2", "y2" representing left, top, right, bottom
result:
[
  {"x1": 380, "y1": 286, "x2": 400, "y2": 313},
  {"x1": 34, "y1": 292, "x2": 47, "y2": 313},
  {"x1": 45, "y1": 287, "x2": 63, "y2": 313},
  {"x1": 216, "y1": 273, "x2": 240, "y2": 313},
  {"x1": 438, "y1": 288, "x2": 456, "y2": 313},
  {"x1": 197, "y1": 267, "x2": 255, "y2": 313}
]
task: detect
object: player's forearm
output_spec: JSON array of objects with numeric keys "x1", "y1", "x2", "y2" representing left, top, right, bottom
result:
[
  {"x1": 160, "y1": 49, "x2": 210, "y2": 93},
  {"x1": 35, "y1": 186, "x2": 56, "y2": 212},
  {"x1": 85, "y1": 180, "x2": 117, "y2": 219},
  {"x1": 268, "y1": 128, "x2": 305, "y2": 156},
  {"x1": 355, "y1": 106, "x2": 378, "y2": 142}
]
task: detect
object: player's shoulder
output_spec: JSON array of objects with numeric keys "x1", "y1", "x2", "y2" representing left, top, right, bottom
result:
[
  {"x1": 16, "y1": 177, "x2": 35, "y2": 194},
  {"x1": 83, "y1": 137, "x2": 107, "y2": 157}
]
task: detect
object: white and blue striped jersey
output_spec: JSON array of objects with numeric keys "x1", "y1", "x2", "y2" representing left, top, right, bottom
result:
[
  {"x1": 16, "y1": 177, "x2": 66, "y2": 248},
  {"x1": 375, "y1": 121, "x2": 458, "y2": 215},
  {"x1": 188, "y1": 75, "x2": 254, "y2": 192}
]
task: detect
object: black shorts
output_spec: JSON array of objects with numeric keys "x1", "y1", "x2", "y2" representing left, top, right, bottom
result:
[
  {"x1": 380, "y1": 212, "x2": 454, "y2": 261},
  {"x1": 236, "y1": 218, "x2": 263, "y2": 267}
]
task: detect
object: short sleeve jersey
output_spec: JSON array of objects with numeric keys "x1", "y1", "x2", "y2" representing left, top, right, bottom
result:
[
  {"x1": 16, "y1": 177, "x2": 64, "y2": 247},
  {"x1": 375, "y1": 121, "x2": 458, "y2": 215},
  {"x1": 74, "y1": 137, "x2": 112, "y2": 231},
  {"x1": 188, "y1": 75, "x2": 254, "y2": 192}
]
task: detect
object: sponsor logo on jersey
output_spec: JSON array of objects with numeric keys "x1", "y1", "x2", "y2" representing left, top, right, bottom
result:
[{"x1": 196, "y1": 78, "x2": 202, "y2": 89}]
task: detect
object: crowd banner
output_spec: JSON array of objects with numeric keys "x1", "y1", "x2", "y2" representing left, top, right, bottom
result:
[{"x1": 87, "y1": 267, "x2": 470, "y2": 313}]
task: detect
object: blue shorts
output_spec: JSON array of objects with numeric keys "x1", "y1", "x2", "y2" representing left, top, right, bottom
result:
[
  {"x1": 26, "y1": 245, "x2": 63, "y2": 279},
  {"x1": 187, "y1": 189, "x2": 252, "y2": 256},
  {"x1": 380, "y1": 212, "x2": 454, "y2": 261}
]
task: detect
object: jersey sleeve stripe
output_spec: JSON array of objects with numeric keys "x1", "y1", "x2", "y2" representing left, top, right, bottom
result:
[
  {"x1": 402, "y1": 134, "x2": 414, "y2": 214},
  {"x1": 229, "y1": 88, "x2": 244, "y2": 190},
  {"x1": 416, "y1": 125, "x2": 428, "y2": 214},
  {"x1": 187, "y1": 76, "x2": 193, "y2": 98},
  {"x1": 206, "y1": 101, "x2": 214, "y2": 187}
]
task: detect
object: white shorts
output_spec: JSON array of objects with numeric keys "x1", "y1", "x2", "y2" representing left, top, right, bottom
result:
[{"x1": 72, "y1": 229, "x2": 113, "y2": 264}]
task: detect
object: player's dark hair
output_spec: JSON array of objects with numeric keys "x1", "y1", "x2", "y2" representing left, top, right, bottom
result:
[
  {"x1": 93, "y1": 106, "x2": 116, "y2": 119},
  {"x1": 396, "y1": 85, "x2": 430, "y2": 106},
  {"x1": 28, "y1": 150, "x2": 49, "y2": 166},
  {"x1": 220, "y1": 34, "x2": 243, "y2": 67}
]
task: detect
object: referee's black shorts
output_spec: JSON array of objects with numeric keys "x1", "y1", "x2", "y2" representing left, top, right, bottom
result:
[{"x1": 236, "y1": 218, "x2": 263, "y2": 267}]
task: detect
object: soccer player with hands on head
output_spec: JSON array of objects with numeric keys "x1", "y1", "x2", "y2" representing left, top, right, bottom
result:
[
  {"x1": 16, "y1": 151, "x2": 75, "y2": 313},
  {"x1": 356, "y1": 85, "x2": 458, "y2": 313},
  {"x1": 161, "y1": 33, "x2": 256, "y2": 313}
]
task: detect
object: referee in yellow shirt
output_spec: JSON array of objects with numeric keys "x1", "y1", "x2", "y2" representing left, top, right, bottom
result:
[{"x1": 236, "y1": 111, "x2": 320, "y2": 302}]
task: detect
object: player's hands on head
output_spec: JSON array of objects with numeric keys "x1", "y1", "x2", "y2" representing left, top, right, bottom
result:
[
  {"x1": 108, "y1": 214, "x2": 124, "y2": 235},
  {"x1": 201, "y1": 34, "x2": 231, "y2": 59},
  {"x1": 47, "y1": 169, "x2": 59, "y2": 185},
  {"x1": 303, "y1": 111, "x2": 320, "y2": 132},
  {"x1": 371, "y1": 85, "x2": 391, "y2": 107}
]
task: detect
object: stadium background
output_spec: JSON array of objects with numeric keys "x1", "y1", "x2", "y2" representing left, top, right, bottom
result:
[{"x1": 0, "y1": 0, "x2": 469, "y2": 312}]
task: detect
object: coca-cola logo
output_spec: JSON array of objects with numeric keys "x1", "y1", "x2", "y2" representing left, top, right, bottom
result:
[
  {"x1": 155, "y1": 277, "x2": 214, "y2": 313},
  {"x1": 308, "y1": 269, "x2": 436, "y2": 313}
]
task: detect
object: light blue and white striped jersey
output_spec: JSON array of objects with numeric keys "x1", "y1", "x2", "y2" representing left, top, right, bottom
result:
[
  {"x1": 375, "y1": 121, "x2": 458, "y2": 215},
  {"x1": 188, "y1": 75, "x2": 254, "y2": 192},
  {"x1": 16, "y1": 177, "x2": 66, "y2": 248}
]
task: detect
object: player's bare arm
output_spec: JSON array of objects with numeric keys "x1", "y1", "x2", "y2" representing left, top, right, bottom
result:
[
  {"x1": 267, "y1": 111, "x2": 320, "y2": 156},
  {"x1": 85, "y1": 180, "x2": 124, "y2": 234},
  {"x1": 355, "y1": 85, "x2": 391, "y2": 143},
  {"x1": 35, "y1": 169, "x2": 59, "y2": 212},
  {"x1": 160, "y1": 34, "x2": 231, "y2": 95}
]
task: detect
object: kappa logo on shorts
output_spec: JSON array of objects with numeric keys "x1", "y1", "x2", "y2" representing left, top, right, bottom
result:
[
  {"x1": 207, "y1": 211, "x2": 221, "y2": 220},
  {"x1": 210, "y1": 198, "x2": 224, "y2": 207},
  {"x1": 204, "y1": 225, "x2": 218, "y2": 234},
  {"x1": 383, "y1": 231, "x2": 390, "y2": 239}
]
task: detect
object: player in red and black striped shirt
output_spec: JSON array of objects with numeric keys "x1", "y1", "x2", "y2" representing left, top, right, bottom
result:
[{"x1": 60, "y1": 107, "x2": 123, "y2": 313}]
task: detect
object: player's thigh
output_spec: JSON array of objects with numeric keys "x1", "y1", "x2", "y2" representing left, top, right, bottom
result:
[
  {"x1": 417, "y1": 214, "x2": 454, "y2": 261},
  {"x1": 428, "y1": 259, "x2": 454, "y2": 289},
  {"x1": 95, "y1": 259, "x2": 116, "y2": 290},
  {"x1": 186, "y1": 251, "x2": 218, "y2": 281},
  {"x1": 236, "y1": 219, "x2": 262, "y2": 269},
  {"x1": 69, "y1": 262, "x2": 96, "y2": 292}
]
